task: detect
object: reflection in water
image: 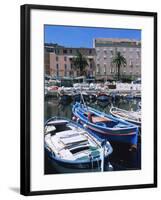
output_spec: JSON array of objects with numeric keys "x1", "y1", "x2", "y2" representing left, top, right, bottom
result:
[
  {"x1": 44, "y1": 98, "x2": 140, "y2": 121},
  {"x1": 44, "y1": 98, "x2": 141, "y2": 174}
]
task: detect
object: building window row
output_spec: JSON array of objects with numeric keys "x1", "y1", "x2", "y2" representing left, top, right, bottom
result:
[
  {"x1": 96, "y1": 47, "x2": 140, "y2": 54},
  {"x1": 60, "y1": 49, "x2": 93, "y2": 54}
]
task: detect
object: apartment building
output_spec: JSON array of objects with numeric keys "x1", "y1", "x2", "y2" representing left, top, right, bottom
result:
[
  {"x1": 93, "y1": 38, "x2": 141, "y2": 79},
  {"x1": 44, "y1": 43, "x2": 96, "y2": 78}
]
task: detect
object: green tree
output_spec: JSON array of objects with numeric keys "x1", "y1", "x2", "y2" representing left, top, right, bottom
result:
[
  {"x1": 73, "y1": 51, "x2": 88, "y2": 76},
  {"x1": 112, "y1": 51, "x2": 127, "y2": 81}
]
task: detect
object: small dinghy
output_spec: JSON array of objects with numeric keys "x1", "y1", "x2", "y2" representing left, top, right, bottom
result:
[
  {"x1": 110, "y1": 107, "x2": 141, "y2": 127},
  {"x1": 72, "y1": 103, "x2": 139, "y2": 145},
  {"x1": 45, "y1": 117, "x2": 113, "y2": 170},
  {"x1": 97, "y1": 93, "x2": 108, "y2": 102},
  {"x1": 73, "y1": 92, "x2": 90, "y2": 102}
]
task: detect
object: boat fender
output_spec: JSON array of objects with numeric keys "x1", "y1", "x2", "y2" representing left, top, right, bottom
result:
[
  {"x1": 83, "y1": 124, "x2": 87, "y2": 129},
  {"x1": 72, "y1": 116, "x2": 76, "y2": 121},
  {"x1": 88, "y1": 112, "x2": 92, "y2": 122},
  {"x1": 105, "y1": 141, "x2": 113, "y2": 155}
]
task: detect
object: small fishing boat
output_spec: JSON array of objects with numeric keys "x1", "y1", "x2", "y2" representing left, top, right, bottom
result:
[
  {"x1": 124, "y1": 93, "x2": 134, "y2": 100},
  {"x1": 59, "y1": 94, "x2": 73, "y2": 104},
  {"x1": 58, "y1": 88, "x2": 73, "y2": 104},
  {"x1": 97, "y1": 93, "x2": 109, "y2": 102},
  {"x1": 72, "y1": 102, "x2": 139, "y2": 145},
  {"x1": 73, "y1": 93, "x2": 81, "y2": 102},
  {"x1": 110, "y1": 91, "x2": 122, "y2": 102},
  {"x1": 45, "y1": 117, "x2": 113, "y2": 170},
  {"x1": 73, "y1": 92, "x2": 90, "y2": 102},
  {"x1": 47, "y1": 86, "x2": 59, "y2": 97},
  {"x1": 110, "y1": 107, "x2": 141, "y2": 127}
]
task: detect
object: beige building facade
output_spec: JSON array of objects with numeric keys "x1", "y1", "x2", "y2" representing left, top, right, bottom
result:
[{"x1": 93, "y1": 38, "x2": 141, "y2": 79}]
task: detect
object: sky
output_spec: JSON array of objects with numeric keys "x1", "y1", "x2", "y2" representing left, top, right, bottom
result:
[{"x1": 45, "y1": 25, "x2": 141, "y2": 48}]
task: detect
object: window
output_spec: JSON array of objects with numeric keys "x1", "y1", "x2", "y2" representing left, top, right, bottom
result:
[
  {"x1": 137, "y1": 51, "x2": 140, "y2": 57},
  {"x1": 46, "y1": 47, "x2": 53, "y2": 52},
  {"x1": 110, "y1": 67, "x2": 113, "y2": 74},
  {"x1": 89, "y1": 49, "x2": 92, "y2": 54},
  {"x1": 130, "y1": 60, "x2": 133, "y2": 67},
  {"x1": 64, "y1": 64, "x2": 67, "y2": 76},
  {"x1": 64, "y1": 56, "x2": 67, "y2": 61},
  {"x1": 71, "y1": 64, "x2": 73, "y2": 69},
  {"x1": 63, "y1": 49, "x2": 67, "y2": 54},
  {"x1": 56, "y1": 64, "x2": 59, "y2": 76},
  {"x1": 56, "y1": 56, "x2": 59, "y2": 61},
  {"x1": 104, "y1": 64, "x2": 106, "y2": 74},
  {"x1": 96, "y1": 64, "x2": 100, "y2": 73},
  {"x1": 70, "y1": 49, "x2": 72, "y2": 54},
  {"x1": 136, "y1": 54, "x2": 139, "y2": 59}
]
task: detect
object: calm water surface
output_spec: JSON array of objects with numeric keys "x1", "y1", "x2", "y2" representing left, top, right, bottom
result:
[{"x1": 44, "y1": 97, "x2": 141, "y2": 174}]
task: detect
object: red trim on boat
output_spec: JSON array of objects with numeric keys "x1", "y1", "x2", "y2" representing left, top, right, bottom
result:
[{"x1": 74, "y1": 114, "x2": 136, "y2": 136}]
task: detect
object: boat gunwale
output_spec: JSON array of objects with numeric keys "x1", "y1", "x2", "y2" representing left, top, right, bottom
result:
[{"x1": 72, "y1": 103, "x2": 138, "y2": 134}]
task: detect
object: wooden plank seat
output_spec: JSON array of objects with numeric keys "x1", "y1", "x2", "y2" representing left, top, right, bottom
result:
[{"x1": 91, "y1": 116, "x2": 112, "y2": 123}]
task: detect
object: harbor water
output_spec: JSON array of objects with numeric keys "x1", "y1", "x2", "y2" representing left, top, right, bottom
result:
[{"x1": 44, "y1": 97, "x2": 141, "y2": 174}]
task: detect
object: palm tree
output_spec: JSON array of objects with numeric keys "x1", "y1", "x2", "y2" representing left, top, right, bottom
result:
[
  {"x1": 112, "y1": 51, "x2": 127, "y2": 80},
  {"x1": 72, "y1": 50, "x2": 88, "y2": 76}
]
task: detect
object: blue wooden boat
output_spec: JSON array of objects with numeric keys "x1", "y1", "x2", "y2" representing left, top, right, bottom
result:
[
  {"x1": 45, "y1": 117, "x2": 113, "y2": 171},
  {"x1": 72, "y1": 103, "x2": 139, "y2": 145}
]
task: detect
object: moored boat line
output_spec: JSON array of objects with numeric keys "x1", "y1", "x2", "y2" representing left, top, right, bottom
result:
[
  {"x1": 45, "y1": 80, "x2": 141, "y2": 172},
  {"x1": 45, "y1": 81, "x2": 141, "y2": 103}
]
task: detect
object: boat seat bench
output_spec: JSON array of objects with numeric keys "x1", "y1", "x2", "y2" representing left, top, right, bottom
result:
[{"x1": 91, "y1": 116, "x2": 112, "y2": 123}]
